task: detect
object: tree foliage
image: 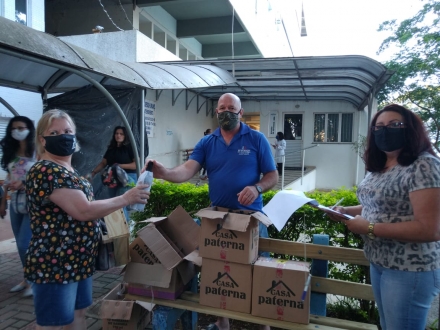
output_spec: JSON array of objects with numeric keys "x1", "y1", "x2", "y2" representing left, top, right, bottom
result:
[{"x1": 377, "y1": 0, "x2": 440, "y2": 153}]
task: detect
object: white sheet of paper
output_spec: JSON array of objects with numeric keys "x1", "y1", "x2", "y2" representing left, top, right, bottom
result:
[{"x1": 262, "y1": 190, "x2": 316, "y2": 231}]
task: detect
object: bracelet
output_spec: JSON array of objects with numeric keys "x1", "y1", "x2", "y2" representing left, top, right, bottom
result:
[{"x1": 367, "y1": 222, "x2": 375, "y2": 239}]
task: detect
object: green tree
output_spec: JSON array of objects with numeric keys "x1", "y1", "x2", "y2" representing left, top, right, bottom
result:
[{"x1": 377, "y1": 0, "x2": 440, "y2": 153}]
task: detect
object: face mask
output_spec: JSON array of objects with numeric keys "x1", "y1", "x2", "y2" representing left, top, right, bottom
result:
[
  {"x1": 275, "y1": 135, "x2": 279, "y2": 140},
  {"x1": 374, "y1": 128, "x2": 406, "y2": 152},
  {"x1": 44, "y1": 134, "x2": 77, "y2": 156},
  {"x1": 11, "y1": 129, "x2": 29, "y2": 141},
  {"x1": 218, "y1": 111, "x2": 240, "y2": 131}
]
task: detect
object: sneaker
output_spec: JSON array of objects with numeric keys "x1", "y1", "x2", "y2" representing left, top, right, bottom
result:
[
  {"x1": 9, "y1": 283, "x2": 26, "y2": 293},
  {"x1": 199, "y1": 174, "x2": 208, "y2": 180},
  {"x1": 22, "y1": 286, "x2": 33, "y2": 298}
]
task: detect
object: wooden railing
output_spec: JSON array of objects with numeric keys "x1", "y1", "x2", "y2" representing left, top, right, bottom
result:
[{"x1": 126, "y1": 238, "x2": 377, "y2": 330}]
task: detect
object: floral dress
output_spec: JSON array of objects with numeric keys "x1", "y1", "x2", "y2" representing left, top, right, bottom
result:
[{"x1": 24, "y1": 160, "x2": 100, "y2": 284}]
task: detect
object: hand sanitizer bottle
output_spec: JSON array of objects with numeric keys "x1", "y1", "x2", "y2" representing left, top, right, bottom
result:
[{"x1": 131, "y1": 162, "x2": 153, "y2": 211}]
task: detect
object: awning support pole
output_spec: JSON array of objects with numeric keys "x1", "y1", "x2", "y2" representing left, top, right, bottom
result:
[{"x1": 0, "y1": 97, "x2": 19, "y2": 116}]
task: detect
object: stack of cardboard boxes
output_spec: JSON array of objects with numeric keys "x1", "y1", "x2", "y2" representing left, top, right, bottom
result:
[
  {"x1": 100, "y1": 206, "x2": 202, "y2": 330},
  {"x1": 196, "y1": 207, "x2": 311, "y2": 324},
  {"x1": 101, "y1": 205, "x2": 312, "y2": 327}
]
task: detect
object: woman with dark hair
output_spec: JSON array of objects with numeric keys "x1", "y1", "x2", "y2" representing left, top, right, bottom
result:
[
  {"x1": 328, "y1": 104, "x2": 440, "y2": 330},
  {"x1": 90, "y1": 126, "x2": 137, "y2": 217},
  {"x1": 272, "y1": 131, "x2": 286, "y2": 176},
  {"x1": 0, "y1": 116, "x2": 36, "y2": 297}
]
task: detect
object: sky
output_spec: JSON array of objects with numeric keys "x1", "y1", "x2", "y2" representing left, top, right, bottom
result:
[{"x1": 230, "y1": 0, "x2": 426, "y2": 63}]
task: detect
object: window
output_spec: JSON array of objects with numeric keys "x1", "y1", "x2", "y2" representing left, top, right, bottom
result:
[
  {"x1": 314, "y1": 113, "x2": 353, "y2": 143},
  {"x1": 15, "y1": 0, "x2": 27, "y2": 25},
  {"x1": 284, "y1": 114, "x2": 302, "y2": 140}
]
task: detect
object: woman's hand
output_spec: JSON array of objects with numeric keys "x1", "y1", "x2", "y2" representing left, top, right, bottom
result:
[
  {"x1": 344, "y1": 215, "x2": 370, "y2": 235},
  {"x1": 326, "y1": 206, "x2": 347, "y2": 222},
  {"x1": 122, "y1": 184, "x2": 150, "y2": 206}
]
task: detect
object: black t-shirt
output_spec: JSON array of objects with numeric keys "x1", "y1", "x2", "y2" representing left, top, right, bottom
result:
[{"x1": 104, "y1": 145, "x2": 136, "y2": 173}]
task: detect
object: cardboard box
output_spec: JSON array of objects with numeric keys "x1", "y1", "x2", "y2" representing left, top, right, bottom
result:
[
  {"x1": 199, "y1": 258, "x2": 253, "y2": 314},
  {"x1": 251, "y1": 257, "x2": 310, "y2": 324},
  {"x1": 137, "y1": 205, "x2": 201, "y2": 270},
  {"x1": 123, "y1": 206, "x2": 202, "y2": 300},
  {"x1": 102, "y1": 208, "x2": 129, "y2": 242},
  {"x1": 101, "y1": 284, "x2": 153, "y2": 330},
  {"x1": 195, "y1": 207, "x2": 272, "y2": 264},
  {"x1": 124, "y1": 262, "x2": 192, "y2": 300}
]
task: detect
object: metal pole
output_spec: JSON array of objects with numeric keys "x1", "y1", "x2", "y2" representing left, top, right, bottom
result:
[
  {"x1": 0, "y1": 48, "x2": 142, "y2": 177},
  {"x1": 301, "y1": 149, "x2": 305, "y2": 185},
  {"x1": 0, "y1": 97, "x2": 19, "y2": 116},
  {"x1": 140, "y1": 88, "x2": 145, "y2": 169},
  {"x1": 281, "y1": 155, "x2": 285, "y2": 190}
]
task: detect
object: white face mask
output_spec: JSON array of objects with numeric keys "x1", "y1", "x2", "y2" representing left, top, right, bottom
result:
[{"x1": 11, "y1": 129, "x2": 29, "y2": 141}]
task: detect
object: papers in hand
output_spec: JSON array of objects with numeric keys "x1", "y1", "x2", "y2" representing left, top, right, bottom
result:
[{"x1": 262, "y1": 190, "x2": 352, "y2": 232}]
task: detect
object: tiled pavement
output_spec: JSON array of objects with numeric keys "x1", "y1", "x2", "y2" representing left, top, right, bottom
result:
[{"x1": 0, "y1": 250, "x2": 125, "y2": 330}]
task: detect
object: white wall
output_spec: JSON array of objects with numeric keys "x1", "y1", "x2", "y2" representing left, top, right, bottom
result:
[
  {"x1": 145, "y1": 96, "x2": 375, "y2": 190},
  {"x1": 243, "y1": 100, "x2": 369, "y2": 190},
  {"x1": 60, "y1": 30, "x2": 181, "y2": 63},
  {"x1": 146, "y1": 90, "x2": 218, "y2": 168}
]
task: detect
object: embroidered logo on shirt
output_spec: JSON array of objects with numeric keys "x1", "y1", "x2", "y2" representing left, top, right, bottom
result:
[{"x1": 238, "y1": 146, "x2": 250, "y2": 156}]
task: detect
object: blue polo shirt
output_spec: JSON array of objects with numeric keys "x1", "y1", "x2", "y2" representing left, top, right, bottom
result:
[{"x1": 190, "y1": 123, "x2": 276, "y2": 212}]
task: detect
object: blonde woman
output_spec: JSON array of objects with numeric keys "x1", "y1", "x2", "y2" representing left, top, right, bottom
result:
[{"x1": 25, "y1": 109, "x2": 149, "y2": 330}]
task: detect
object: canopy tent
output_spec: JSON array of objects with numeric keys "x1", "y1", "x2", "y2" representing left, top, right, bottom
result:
[{"x1": 154, "y1": 56, "x2": 393, "y2": 111}]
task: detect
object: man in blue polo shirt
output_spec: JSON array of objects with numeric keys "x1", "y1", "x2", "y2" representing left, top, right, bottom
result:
[
  {"x1": 147, "y1": 92, "x2": 278, "y2": 330},
  {"x1": 150, "y1": 92, "x2": 278, "y2": 211}
]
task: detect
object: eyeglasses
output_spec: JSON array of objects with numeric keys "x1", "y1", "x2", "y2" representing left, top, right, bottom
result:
[
  {"x1": 11, "y1": 126, "x2": 28, "y2": 131},
  {"x1": 371, "y1": 122, "x2": 405, "y2": 132}
]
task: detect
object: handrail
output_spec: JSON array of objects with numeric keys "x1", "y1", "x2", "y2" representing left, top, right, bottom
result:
[{"x1": 276, "y1": 144, "x2": 319, "y2": 189}]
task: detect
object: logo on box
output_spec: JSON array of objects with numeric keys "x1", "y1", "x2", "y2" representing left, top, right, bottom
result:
[
  {"x1": 258, "y1": 280, "x2": 304, "y2": 309},
  {"x1": 204, "y1": 224, "x2": 245, "y2": 250},
  {"x1": 132, "y1": 243, "x2": 160, "y2": 265},
  {"x1": 205, "y1": 271, "x2": 246, "y2": 299}
]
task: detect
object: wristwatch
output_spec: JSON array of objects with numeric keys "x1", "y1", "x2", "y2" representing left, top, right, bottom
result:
[
  {"x1": 255, "y1": 185, "x2": 263, "y2": 194},
  {"x1": 367, "y1": 222, "x2": 375, "y2": 239}
]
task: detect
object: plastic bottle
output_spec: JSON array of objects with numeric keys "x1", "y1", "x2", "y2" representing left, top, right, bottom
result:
[{"x1": 130, "y1": 161, "x2": 153, "y2": 211}]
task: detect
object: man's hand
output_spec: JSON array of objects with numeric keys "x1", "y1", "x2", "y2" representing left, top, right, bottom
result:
[
  {"x1": 142, "y1": 159, "x2": 165, "y2": 178},
  {"x1": 237, "y1": 186, "x2": 259, "y2": 206}
]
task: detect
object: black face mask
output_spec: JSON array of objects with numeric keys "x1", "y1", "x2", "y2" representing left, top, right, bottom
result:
[
  {"x1": 374, "y1": 128, "x2": 406, "y2": 152},
  {"x1": 44, "y1": 134, "x2": 77, "y2": 156}
]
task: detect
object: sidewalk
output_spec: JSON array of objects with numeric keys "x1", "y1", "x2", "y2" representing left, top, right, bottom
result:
[{"x1": 0, "y1": 214, "x2": 125, "y2": 330}]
